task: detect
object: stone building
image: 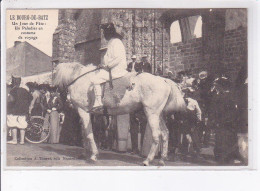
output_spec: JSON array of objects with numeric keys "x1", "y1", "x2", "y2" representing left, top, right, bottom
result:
[{"x1": 52, "y1": 8, "x2": 247, "y2": 81}]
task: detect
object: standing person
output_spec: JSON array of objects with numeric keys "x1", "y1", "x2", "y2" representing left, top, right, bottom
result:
[
  {"x1": 7, "y1": 76, "x2": 32, "y2": 145},
  {"x1": 167, "y1": 71, "x2": 175, "y2": 81},
  {"x1": 140, "y1": 55, "x2": 152, "y2": 73},
  {"x1": 91, "y1": 23, "x2": 128, "y2": 110},
  {"x1": 92, "y1": 114, "x2": 109, "y2": 150},
  {"x1": 27, "y1": 83, "x2": 48, "y2": 116},
  {"x1": 180, "y1": 72, "x2": 189, "y2": 90},
  {"x1": 183, "y1": 91, "x2": 202, "y2": 156},
  {"x1": 127, "y1": 55, "x2": 142, "y2": 73},
  {"x1": 198, "y1": 71, "x2": 214, "y2": 114},
  {"x1": 107, "y1": 116, "x2": 118, "y2": 151},
  {"x1": 47, "y1": 87, "x2": 63, "y2": 144},
  {"x1": 26, "y1": 82, "x2": 45, "y2": 116},
  {"x1": 170, "y1": 111, "x2": 185, "y2": 160},
  {"x1": 129, "y1": 112, "x2": 139, "y2": 154},
  {"x1": 59, "y1": 100, "x2": 82, "y2": 146},
  {"x1": 235, "y1": 64, "x2": 248, "y2": 133},
  {"x1": 185, "y1": 70, "x2": 195, "y2": 87},
  {"x1": 209, "y1": 77, "x2": 240, "y2": 164},
  {"x1": 175, "y1": 71, "x2": 185, "y2": 83},
  {"x1": 197, "y1": 71, "x2": 214, "y2": 147}
]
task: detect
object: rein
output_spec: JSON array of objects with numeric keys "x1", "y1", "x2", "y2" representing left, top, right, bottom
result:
[{"x1": 66, "y1": 68, "x2": 100, "y2": 88}]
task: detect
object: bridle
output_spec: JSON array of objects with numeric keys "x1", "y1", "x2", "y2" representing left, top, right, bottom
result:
[{"x1": 66, "y1": 68, "x2": 100, "y2": 88}]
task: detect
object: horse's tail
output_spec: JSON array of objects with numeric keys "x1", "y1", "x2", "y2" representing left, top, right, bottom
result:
[{"x1": 163, "y1": 79, "x2": 186, "y2": 113}]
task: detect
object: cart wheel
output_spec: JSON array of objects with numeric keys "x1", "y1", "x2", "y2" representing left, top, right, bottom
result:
[{"x1": 25, "y1": 116, "x2": 50, "y2": 144}]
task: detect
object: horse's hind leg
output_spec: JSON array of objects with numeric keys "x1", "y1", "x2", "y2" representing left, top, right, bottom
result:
[
  {"x1": 143, "y1": 114, "x2": 161, "y2": 166},
  {"x1": 78, "y1": 108, "x2": 99, "y2": 162},
  {"x1": 159, "y1": 116, "x2": 169, "y2": 166}
]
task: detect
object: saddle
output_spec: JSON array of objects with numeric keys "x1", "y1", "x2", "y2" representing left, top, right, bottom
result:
[{"x1": 101, "y1": 72, "x2": 136, "y2": 108}]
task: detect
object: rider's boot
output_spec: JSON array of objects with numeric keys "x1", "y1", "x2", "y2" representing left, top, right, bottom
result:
[{"x1": 92, "y1": 85, "x2": 103, "y2": 110}]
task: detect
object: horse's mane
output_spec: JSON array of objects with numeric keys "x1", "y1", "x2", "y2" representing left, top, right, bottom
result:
[{"x1": 53, "y1": 62, "x2": 97, "y2": 88}]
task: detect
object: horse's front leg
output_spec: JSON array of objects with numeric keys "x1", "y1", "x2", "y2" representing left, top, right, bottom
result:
[{"x1": 78, "y1": 108, "x2": 99, "y2": 162}]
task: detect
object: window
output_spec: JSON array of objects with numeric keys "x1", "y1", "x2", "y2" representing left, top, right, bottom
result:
[
  {"x1": 170, "y1": 15, "x2": 202, "y2": 43},
  {"x1": 191, "y1": 16, "x2": 202, "y2": 38},
  {"x1": 170, "y1": 20, "x2": 182, "y2": 43}
]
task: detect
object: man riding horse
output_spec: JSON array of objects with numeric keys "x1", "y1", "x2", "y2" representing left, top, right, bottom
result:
[
  {"x1": 54, "y1": 22, "x2": 186, "y2": 166},
  {"x1": 92, "y1": 23, "x2": 128, "y2": 110}
]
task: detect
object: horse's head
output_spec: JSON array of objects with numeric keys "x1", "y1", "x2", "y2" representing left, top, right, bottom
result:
[
  {"x1": 53, "y1": 62, "x2": 97, "y2": 110},
  {"x1": 53, "y1": 62, "x2": 96, "y2": 89}
]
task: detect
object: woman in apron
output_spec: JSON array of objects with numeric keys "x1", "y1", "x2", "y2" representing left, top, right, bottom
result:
[{"x1": 47, "y1": 88, "x2": 63, "y2": 144}]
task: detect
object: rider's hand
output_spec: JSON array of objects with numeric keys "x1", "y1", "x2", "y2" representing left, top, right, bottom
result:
[{"x1": 99, "y1": 65, "x2": 109, "y2": 71}]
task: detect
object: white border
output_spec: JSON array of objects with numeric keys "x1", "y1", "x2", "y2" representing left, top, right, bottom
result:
[
  {"x1": 2, "y1": 1, "x2": 260, "y2": 191},
  {"x1": 1, "y1": 0, "x2": 259, "y2": 170}
]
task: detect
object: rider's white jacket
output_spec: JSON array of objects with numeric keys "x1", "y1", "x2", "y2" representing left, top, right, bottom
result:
[{"x1": 103, "y1": 38, "x2": 128, "y2": 79}]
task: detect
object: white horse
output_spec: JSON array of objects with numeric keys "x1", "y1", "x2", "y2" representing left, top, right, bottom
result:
[{"x1": 54, "y1": 62, "x2": 186, "y2": 166}]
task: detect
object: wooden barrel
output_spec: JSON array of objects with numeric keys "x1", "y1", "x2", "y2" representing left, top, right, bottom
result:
[{"x1": 117, "y1": 114, "x2": 130, "y2": 152}]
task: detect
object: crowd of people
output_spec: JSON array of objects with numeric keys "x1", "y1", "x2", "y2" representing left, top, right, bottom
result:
[
  {"x1": 167, "y1": 67, "x2": 247, "y2": 164},
  {"x1": 7, "y1": 78, "x2": 65, "y2": 145},
  {"x1": 6, "y1": 63, "x2": 248, "y2": 165}
]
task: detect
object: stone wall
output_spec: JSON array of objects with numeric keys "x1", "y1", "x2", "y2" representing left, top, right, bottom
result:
[
  {"x1": 52, "y1": 9, "x2": 247, "y2": 79},
  {"x1": 167, "y1": 9, "x2": 247, "y2": 80},
  {"x1": 74, "y1": 10, "x2": 101, "y2": 65},
  {"x1": 223, "y1": 27, "x2": 247, "y2": 80},
  {"x1": 168, "y1": 28, "x2": 247, "y2": 80},
  {"x1": 52, "y1": 10, "x2": 77, "y2": 63},
  {"x1": 169, "y1": 37, "x2": 203, "y2": 76}
]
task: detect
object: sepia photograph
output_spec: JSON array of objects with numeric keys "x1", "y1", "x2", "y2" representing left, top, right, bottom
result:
[{"x1": 3, "y1": 8, "x2": 248, "y2": 168}]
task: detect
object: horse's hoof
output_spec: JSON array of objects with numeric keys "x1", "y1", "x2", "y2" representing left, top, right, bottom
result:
[
  {"x1": 90, "y1": 155, "x2": 98, "y2": 162},
  {"x1": 143, "y1": 160, "x2": 149, "y2": 166},
  {"x1": 158, "y1": 159, "x2": 165, "y2": 166}
]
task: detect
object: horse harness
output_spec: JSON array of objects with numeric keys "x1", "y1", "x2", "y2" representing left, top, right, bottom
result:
[
  {"x1": 66, "y1": 68, "x2": 100, "y2": 88},
  {"x1": 65, "y1": 67, "x2": 136, "y2": 114}
]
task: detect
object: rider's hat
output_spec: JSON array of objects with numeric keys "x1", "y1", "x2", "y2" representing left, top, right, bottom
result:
[
  {"x1": 100, "y1": 23, "x2": 115, "y2": 32},
  {"x1": 100, "y1": 22, "x2": 123, "y2": 40},
  {"x1": 142, "y1": 54, "x2": 148, "y2": 58}
]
